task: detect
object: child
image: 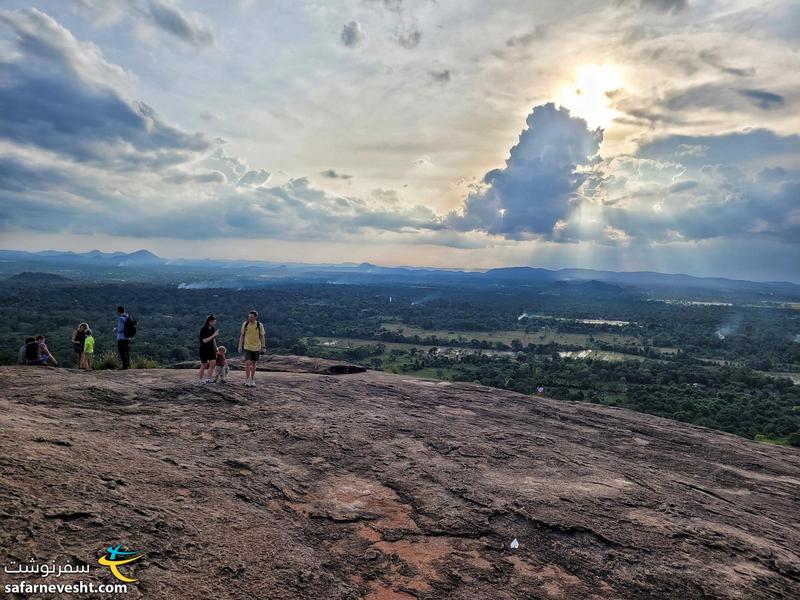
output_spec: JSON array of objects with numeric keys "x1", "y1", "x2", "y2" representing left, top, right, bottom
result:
[
  {"x1": 82, "y1": 329, "x2": 95, "y2": 371},
  {"x1": 213, "y1": 346, "x2": 229, "y2": 383}
]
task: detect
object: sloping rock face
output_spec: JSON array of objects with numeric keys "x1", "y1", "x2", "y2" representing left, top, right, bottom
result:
[
  {"x1": 170, "y1": 354, "x2": 367, "y2": 375},
  {"x1": 0, "y1": 364, "x2": 798, "y2": 600}
]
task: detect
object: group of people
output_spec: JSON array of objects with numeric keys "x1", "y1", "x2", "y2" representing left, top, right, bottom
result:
[
  {"x1": 19, "y1": 305, "x2": 268, "y2": 388},
  {"x1": 70, "y1": 323, "x2": 95, "y2": 370},
  {"x1": 19, "y1": 335, "x2": 60, "y2": 367},
  {"x1": 197, "y1": 309, "x2": 267, "y2": 387}
]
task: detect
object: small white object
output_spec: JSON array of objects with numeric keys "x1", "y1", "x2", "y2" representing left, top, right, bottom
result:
[{"x1": 510, "y1": 538, "x2": 519, "y2": 549}]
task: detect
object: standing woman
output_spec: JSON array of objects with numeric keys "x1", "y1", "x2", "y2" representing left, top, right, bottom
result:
[
  {"x1": 198, "y1": 314, "x2": 219, "y2": 384},
  {"x1": 71, "y1": 322, "x2": 88, "y2": 368}
]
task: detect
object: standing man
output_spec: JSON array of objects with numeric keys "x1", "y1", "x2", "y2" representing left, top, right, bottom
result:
[
  {"x1": 114, "y1": 306, "x2": 132, "y2": 370},
  {"x1": 238, "y1": 310, "x2": 266, "y2": 387}
]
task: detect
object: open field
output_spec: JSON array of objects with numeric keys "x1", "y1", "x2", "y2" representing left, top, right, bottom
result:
[
  {"x1": 380, "y1": 322, "x2": 641, "y2": 347},
  {"x1": 309, "y1": 337, "x2": 516, "y2": 357},
  {"x1": 558, "y1": 349, "x2": 647, "y2": 362}
]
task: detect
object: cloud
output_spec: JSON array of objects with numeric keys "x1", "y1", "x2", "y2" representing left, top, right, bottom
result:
[
  {"x1": 505, "y1": 26, "x2": 547, "y2": 48},
  {"x1": 145, "y1": 1, "x2": 215, "y2": 48},
  {"x1": 164, "y1": 170, "x2": 225, "y2": 184},
  {"x1": 0, "y1": 9, "x2": 452, "y2": 244},
  {"x1": 447, "y1": 103, "x2": 603, "y2": 238},
  {"x1": 429, "y1": 69, "x2": 451, "y2": 83},
  {"x1": 365, "y1": 0, "x2": 404, "y2": 13},
  {"x1": 341, "y1": 21, "x2": 365, "y2": 47},
  {"x1": 0, "y1": 9, "x2": 210, "y2": 169},
  {"x1": 320, "y1": 169, "x2": 353, "y2": 179},
  {"x1": 636, "y1": 129, "x2": 800, "y2": 168},
  {"x1": 738, "y1": 89, "x2": 785, "y2": 110},
  {"x1": 236, "y1": 169, "x2": 272, "y2": 187},
  {"x1": 413, "y1": 156, "x2": 434, "y2": 169},
  {"x1": 397, "y1": 23, "x2": 422, "y2": 49},
  {"x1": 619, "y1": 0, "x2": 688, "y2": 13},
  {"x1": 698, "y1": 49, "x2": 755, "y2": 78}
]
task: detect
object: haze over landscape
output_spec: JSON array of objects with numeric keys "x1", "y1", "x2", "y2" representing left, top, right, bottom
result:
[{"x1": 1, "y1": 0, "x2": 798, "y2": 280}]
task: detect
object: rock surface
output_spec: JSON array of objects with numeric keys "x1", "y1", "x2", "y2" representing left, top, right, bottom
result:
[{"x1": 0, "y1": 362, "x2": 798, "y2": 599}]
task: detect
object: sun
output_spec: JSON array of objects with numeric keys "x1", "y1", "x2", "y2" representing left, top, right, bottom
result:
[{"x1": 557, "y1": 64, "x2": 624, "y2": 129}]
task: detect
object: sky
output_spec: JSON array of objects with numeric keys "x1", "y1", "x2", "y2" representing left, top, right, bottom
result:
[{"x1": 0, "y1": 0, "x2": 798, "y2": 281}]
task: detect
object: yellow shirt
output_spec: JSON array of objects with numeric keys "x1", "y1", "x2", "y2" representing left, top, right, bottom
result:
[{"x1": 240, "y1": 321, "x2": 265, "y2": 351}]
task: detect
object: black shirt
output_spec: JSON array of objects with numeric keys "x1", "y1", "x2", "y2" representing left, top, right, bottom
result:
[{"x1": 199, "y1": 325, "x2": 216, "y2": 352}]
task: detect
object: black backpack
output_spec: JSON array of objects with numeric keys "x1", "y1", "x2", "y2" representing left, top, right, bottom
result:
[{"x1": 123, "y1": 313, "x2": 138, "y2": 338}]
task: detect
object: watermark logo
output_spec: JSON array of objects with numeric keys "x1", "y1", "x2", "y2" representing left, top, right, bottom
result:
[{"x1": 97, "y1": 545, "x2": 143, "y2": 583}]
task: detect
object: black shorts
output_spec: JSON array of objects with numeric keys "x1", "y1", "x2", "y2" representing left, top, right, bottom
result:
[
  {"x1": 199, "y1": 346, "x2": 216, "y2": 363},
  {"x1": 73, "y1": 343, "x2": 84, "y2": 354},
  {"x1": 244, "y1": 350, "x2": 260, "y2": 362}
]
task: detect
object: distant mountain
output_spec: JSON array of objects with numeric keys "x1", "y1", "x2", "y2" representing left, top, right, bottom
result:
[
  {"x1": 0, "y1": 249, "x2": 798, "y2": 294},
  {"x1": 6, "y1": 271, "x2": 72, "y2": 283},
  {"x1": 0, "y1": 249, "x2": 164, "y2": 266}
]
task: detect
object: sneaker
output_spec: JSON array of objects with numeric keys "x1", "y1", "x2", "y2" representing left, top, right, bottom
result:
[
  {"x1": 250, "y1": 380, "x2": 256, "y2": 388},
  {"x1": 205, "y1": 378, "x2": 214, "y2": 384},
  {"x1": 244, "y1": 378, "x2": 251, "y2": 387}
]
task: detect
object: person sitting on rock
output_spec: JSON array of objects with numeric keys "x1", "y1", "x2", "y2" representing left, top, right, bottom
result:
[{"x1": 25, "y1": 335, "x2": 58, "y2": 366}]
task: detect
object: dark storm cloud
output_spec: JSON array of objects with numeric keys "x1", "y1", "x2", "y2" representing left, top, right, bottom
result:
[
  {"x1": 447, "y1": 103, "x2": 603, "y2": 238},
  {"x1": 738, "y1": 89, "x2": 785, "y2": 110},
  {"x1": 146, "y1": 1, "x2": 214, "y2": 48},
  {"x1": 0, "y1": 8, "x2": 210, "y2": 167},
  {"x1": 341, "y1": 21, "x2": 365, "y2": 47}
]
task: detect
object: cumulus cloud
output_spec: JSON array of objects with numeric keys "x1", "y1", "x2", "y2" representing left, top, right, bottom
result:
[
  {"x1": 447, "y1": 103, "x2": 603, "y2": 238},
  {"x1": 0, "y1": 9, "x2": 451, "y2": 245},
  {"x1": 341, "y1": 21, "x2": 365, "y2": 47}
]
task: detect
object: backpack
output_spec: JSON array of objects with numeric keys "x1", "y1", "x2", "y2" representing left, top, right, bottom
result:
[{"x1": 122, "y1": 313, "x2": 137, "y2": 338}]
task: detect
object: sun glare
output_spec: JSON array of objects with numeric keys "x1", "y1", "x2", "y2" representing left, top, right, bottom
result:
[{"x1": 557, "y1": 64, "x2": 623, "y2": 130}]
